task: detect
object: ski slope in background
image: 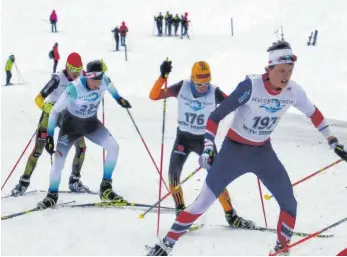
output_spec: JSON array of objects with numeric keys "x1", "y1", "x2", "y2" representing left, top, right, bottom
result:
[{"x1": 1, "y1": 0, "x2": 347, "y2": 255}]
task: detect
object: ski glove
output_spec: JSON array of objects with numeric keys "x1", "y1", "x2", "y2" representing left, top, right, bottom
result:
[
  {"x1": 43, "y1": 102, "x2": 54, "y2": 114},
  {"x1": 328, "y1": 137, "x2": 347, "y2": 161},
  {"x1": 199, "y1": 146, "x2": 215, "y2": 170},
  {"x1": 160, "y1": 59, "x2": 172, "y2": 79},
  {"x1": 45, "y1": 136, "x2": 55, "y2": 155},
  {"x1": 116, "y1": 97, "x2": 132, "y2": 108}
]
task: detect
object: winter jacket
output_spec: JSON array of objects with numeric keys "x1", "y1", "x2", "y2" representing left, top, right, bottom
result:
[
  {"x1": 53, "y1": 45, "x2": 60, "y2": 61},
  {"x1": 119, "y1": 22, "x2": 128, "y2": 36},
  {"x1": 5, "y1": 58, "x2": 14, "y2": 71},
  {"x1": 50, "y1": 10, "x2": 57, "y2": 22}
]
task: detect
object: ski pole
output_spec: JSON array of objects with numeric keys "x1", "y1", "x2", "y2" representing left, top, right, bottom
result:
[
  {"x1": 264, "y1": 159, "x2": 343, "y2": 200},
  {"x1": 270, "y1": 216, "x2": 347, "y2": 256},
  {"x1": 1, "y1": 131, "x2": 36, "y2": 190},
  {"x1": 125, "y1": 108, "x2": 169, "y2": 192},
  {"x1": 139, "y1": 166, "x2": 201, "y2": 219},
  {"x1": 157, "y1": 75, "x2": 168, "y2": 236},
  {"x1": 257, "y1": 178, "x2": 268, "y2": 227},
  {"x1": 102, "y1": 99, "x2": 105, "y2": 165}
]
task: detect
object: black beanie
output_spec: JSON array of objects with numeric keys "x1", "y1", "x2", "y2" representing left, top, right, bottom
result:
[{"x1": 87, "y1": 60, "x2": 103, "y2": 73}]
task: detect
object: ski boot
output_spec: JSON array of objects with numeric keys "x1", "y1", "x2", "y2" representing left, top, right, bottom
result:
[
  {"x1": 99, "y1": 179, "x2": 123, "y2": 201},
  {"x1": 225, "y1": 209, "x2": 256, "y2": 229},
  {"x1": 37, "y1": 191, "x2": 58, "y2": 209},
  {"x1": 175, "y1": 204, "x2": 186, "y2": 217},
  {"x1": 269, "y1": 240, "x2": 290, "y2": 256},
  {"x1": 146, "y1": 238, "x2": 174, "y2": 256},
  {"x1": 11, "y1": 175, "x2": 30, "y2": 196},
  {"x1": 68, "y1": 175, "x2": 89, "y2": 193}
]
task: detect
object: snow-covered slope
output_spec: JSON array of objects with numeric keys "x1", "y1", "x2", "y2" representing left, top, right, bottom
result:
[{"x1": 1, "y1": 0, "x2": 346, "y2": 255}]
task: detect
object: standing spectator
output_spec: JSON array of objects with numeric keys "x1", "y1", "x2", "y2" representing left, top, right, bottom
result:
[
  {"x1": 180, "y1": 14, "x2": 185, "y2": 36},
  {"x1": 154, "y1": 12, "x2": 164, "y2": 36},
  {"x1": 49, "y1": 10, "x2": 58, "y2": 33},
  {"x1": 119, "y1": 21, "x2": 128, "y2": 46},
  {"x1": 5, "y1": 55, "x2": 15, "y2": 86},
  {"x1": 111, "y1": 26, "x2": 120, "y2": 51},
  {"x1": 164, "y1": 11, "x2": 170, "y2": 35},
  {"x1": 167, "y1": 13, "x2": 173, "y2": 36},
  {"x1": 181, "y1": 12, "x2": 190, "y2": 39},
  {"x1": 52, "y1": 43, "x2": 60, "y2": 73},
  {"x1": 172, "y1": 14, "x2": 181, "y2": 36}
]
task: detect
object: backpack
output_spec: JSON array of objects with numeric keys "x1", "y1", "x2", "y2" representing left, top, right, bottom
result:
[{"x1": 49, "y1": 50, "x2": 54, "y2": 59}]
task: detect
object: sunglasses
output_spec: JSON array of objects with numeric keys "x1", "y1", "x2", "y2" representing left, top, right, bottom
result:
[
  {"x1": 194, "y1": 81, "x2": 210, "y2": 87},
  {"x1": 278, "y1": 55, "x2": 297, "y2": 62},
  {"x1": 67, "y1": 63, "x2": 83, "y2": 73}
]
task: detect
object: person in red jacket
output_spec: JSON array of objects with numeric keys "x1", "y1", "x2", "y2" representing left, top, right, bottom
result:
[
  {"x1": 181, "y1": 12, "x2": 190, "y2": 39},
  {"x1": 49, "y1": 10, "x2": 58, "y2": 33},
  {"x1": 119, "y1": 21, "x2": 128, "y2": 46},
  {"x1": 53, "y1": 43, "x2": 60, "y2": 73}
]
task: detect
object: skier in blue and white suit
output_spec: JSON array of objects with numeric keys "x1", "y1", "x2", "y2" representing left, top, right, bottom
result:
[{"x1": 38, "y1": 60, "x2": 132, "y2": 208}]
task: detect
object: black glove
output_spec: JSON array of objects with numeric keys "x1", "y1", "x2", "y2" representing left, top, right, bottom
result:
[
  {"x1": 160, "y1": 59, "x2": 172, "y2": 79},
  {"x1": 116, "y1": 97, "x2": 132, "y2": 108},
  {"x1": 328, "y1": 137, "x2": 347, "y2": 161},
  {"x1": 45, "y1": 136, "x2": 55, "y2": 155},
  {"x1": 335, "y1": 144, "x2": 347, "y2": 161}
]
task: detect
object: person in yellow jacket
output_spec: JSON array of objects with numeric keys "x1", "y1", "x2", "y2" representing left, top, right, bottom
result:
[
  {"x1": 5, "y1": 55, "x2": 15, "y2": 86},
  {"x1": 101, "y1": 59, "x2": 108, "y2": 72},
  {"x1": 11, "y1": 52, "x2": 90, "y2": 196}
]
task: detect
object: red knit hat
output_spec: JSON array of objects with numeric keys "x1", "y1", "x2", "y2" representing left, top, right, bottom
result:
[{"x1": 66, "y1": 52, "x2": 83, "y2": 70}]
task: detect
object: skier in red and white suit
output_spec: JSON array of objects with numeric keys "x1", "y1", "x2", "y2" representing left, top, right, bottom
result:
[{"x1": 146, "y1": 40, "x2": 347, "y2": 256}]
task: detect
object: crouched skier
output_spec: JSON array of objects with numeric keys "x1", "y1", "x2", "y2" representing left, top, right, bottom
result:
[{"x1": 38, "y1": 60, "x2": 132, "y2": 208}]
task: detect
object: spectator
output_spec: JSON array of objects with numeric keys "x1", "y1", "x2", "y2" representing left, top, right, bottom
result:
[
  {"x1": 52, "y1": 43, "x2": 60, "y2": 73},
  {"x1": 49, "y1": 10, "x2": 58, "y2": 33},
  {"x1": 154, "y1": 12, "x2": 164, "y2": 36},
  {"x1": 5, "y1": 55, "x2": 15, "y2": 86},
  {"x1": 111, "y1": 26, "x2": 120, "y2": 51},
  {"x1": 119, "y1": 21, "x2": 128, "y2": 46}
]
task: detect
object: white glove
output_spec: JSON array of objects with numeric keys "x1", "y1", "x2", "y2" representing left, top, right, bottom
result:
[{"x1": 199, "y1": 146, "x2": 215, "y2": 170}]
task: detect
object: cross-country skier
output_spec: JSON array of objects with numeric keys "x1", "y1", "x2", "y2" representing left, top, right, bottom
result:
[
  {"x1": 37, "y1": 60, "x2": 132, "y2": 208},
  {"x1": 146, "y1": 41, "x2": 347, "y2": 256},
  {"x1": 11, "y1": 53, "x2": 89, "y2": 196},
  {"x1": 149, "y1": 59, "x2": 255, "y2": 228}
]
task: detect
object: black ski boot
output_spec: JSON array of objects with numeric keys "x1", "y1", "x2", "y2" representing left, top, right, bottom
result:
[
  {"x1": 11, "y1": 175, "x2": 30, "y2": 196},
  {"x1": 269, "y1": 240, "x2": 290, "y2": 256},
  {"x1": 225, "y1": 209, "x2": 255, "y2": 229},
  {"x1": 146, "y1": 238, "x2": 174, "y2": 256},
  {"x1": 99, "y1": 179, "x2": 123, "y2": 201},
  {"x1": 175, "y1": 204, "x2": 186, "y2": 217},
  {"x1": 37, "y1": 192, "x2": 58, "y2": 209},
  {"x1": 68, "y1": 175, "x2": 89, "y2": 193}
]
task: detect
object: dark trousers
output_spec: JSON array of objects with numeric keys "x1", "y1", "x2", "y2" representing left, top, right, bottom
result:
[
  {"x1": 174, "y1": 24, "x2": 179, "y2": 35},
  {"x1": 156, "y1": 22, "x2": 163, "y2": 35},
  {"x1": 167, "y1": 23, "x2": 172, "y2": 36},
  {"x1": 53, "y1": 60, "x2": 58, "y2": 73},
  {"x1": 168, "y1": 130, "x2": 217, "y2": 206},
  {"x1": 5, "y1": 71, "x2": 12, "y2": 85},
  {"x1": 114, "y1": 36, "x2": 119, "y2": 50},
  {"x1": 120, "y1": 35, "x2": 126, "y2": 46},
  {"x1": 182, "y1": 25, "x2": 189, "y2": 38},
  {"x1": 206, "y1": 138, "x2": 297, "y2": 217},
  {"x1": 51, "y1": 22, "x2": 57, "y2": 32}
]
